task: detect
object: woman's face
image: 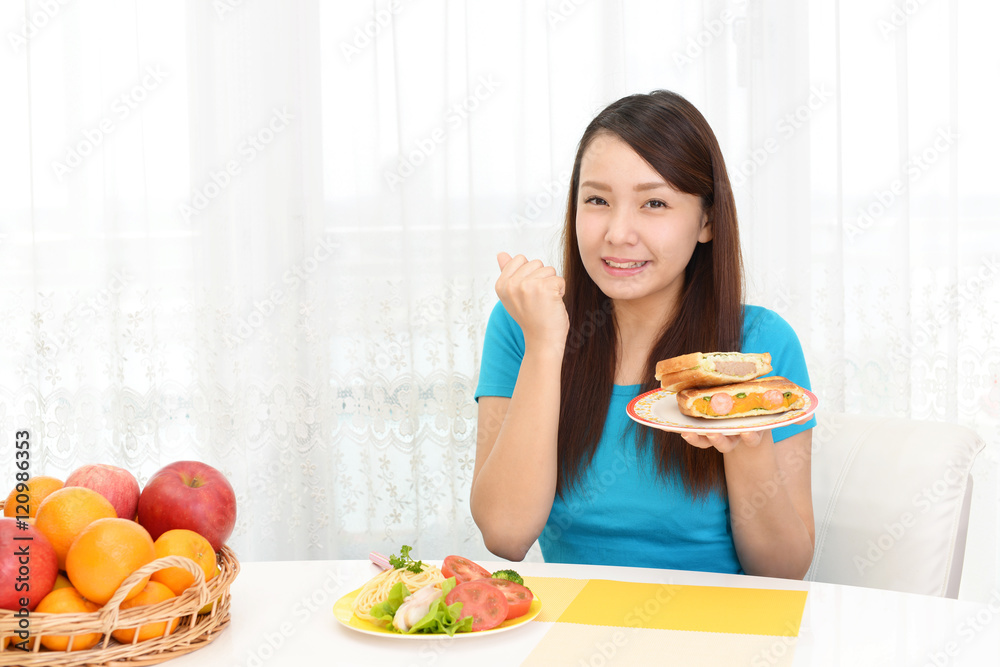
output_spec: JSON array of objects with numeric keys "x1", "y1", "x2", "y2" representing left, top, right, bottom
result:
[{"x1": 575, "y1": 132, "x2": 713, "y2": 312}]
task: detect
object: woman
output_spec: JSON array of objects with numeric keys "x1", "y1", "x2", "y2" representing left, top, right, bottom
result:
[{"x1": 470, "y1": 90, "x2": 816, "y2": 579}]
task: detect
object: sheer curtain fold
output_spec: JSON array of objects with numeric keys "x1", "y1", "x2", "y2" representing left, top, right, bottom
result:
[{"x1": 1, "y1": 0, "x2": 996, "y2": 596}]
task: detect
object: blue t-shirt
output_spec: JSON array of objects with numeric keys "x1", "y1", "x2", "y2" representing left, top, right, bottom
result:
[{"x1": 474, "y1": 302, "x2": 816, "y2": 574}]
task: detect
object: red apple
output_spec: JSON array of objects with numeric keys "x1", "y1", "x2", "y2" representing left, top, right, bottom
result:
[
  {"x1": 137, "y1": 461, "x2": 237, "y2": 551},
  {"x1": 0, "y1": 518, "x2": 58, "y2": 611},
  {"x1": 65, "y1": 463, "x2": 141, "y2": 520}
]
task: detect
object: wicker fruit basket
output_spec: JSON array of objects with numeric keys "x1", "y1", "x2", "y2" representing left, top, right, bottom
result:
[{"x1": 0, "y1": 521, "x2": 239, "y2": 666}]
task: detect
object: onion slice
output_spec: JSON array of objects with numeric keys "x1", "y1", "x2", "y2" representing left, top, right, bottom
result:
[{"x1": 369, "y1": 551, "x2": 392, "y2": 571}]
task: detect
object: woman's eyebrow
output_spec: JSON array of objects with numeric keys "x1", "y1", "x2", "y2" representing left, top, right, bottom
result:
[
  {"x1": 579, "y1": 180, "x2": 668, "y2": 191},
  {"x1": 634, "y1": 181, "x2": 668, "y2": 191}
]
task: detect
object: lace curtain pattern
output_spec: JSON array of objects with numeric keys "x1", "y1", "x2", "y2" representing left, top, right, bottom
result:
[
  {"x1": 1, "y1": 270, "x2": 496, "y2": 557},
  {"x1": 1, "y1": 0, "x2": 997, "y2": 598}
]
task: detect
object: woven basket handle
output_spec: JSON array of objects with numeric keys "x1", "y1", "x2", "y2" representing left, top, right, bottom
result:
[{"x1": 97, "y1": 554, "x2": 210, "y2": 635}]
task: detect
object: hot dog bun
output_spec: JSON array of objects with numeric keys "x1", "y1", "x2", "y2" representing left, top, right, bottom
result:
[
  {"x1": 676, "y1": 376, "x2": 806, "y2": 419},
  {"x1": 655, "y1": 352, "x2": 772, "y2": 392}
]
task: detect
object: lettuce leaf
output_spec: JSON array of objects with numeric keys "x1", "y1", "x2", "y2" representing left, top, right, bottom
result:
[
  {"x1": 405, "y1": 578, "x2": 473, "y2": 636},
  {"x1": 368, "y1": 581, "x2": 411, "y2": 624},
  {"x1": 367, "y1": 577, "x2": 473, "y2": 636}
]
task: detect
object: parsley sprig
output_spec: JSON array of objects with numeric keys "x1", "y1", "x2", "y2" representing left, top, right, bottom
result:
[{"x1": 388, "y1": 545, "x2": 425, "y2": 573}]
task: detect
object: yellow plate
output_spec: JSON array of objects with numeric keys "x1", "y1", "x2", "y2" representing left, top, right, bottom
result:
[{"x1": 333, "y1": 586, "x2": 543, "y2": 639}]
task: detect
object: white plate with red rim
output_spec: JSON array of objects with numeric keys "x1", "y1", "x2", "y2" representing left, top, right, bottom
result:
[{"x1": 626, "y1": 387, "x2": 819, "y2": 435}]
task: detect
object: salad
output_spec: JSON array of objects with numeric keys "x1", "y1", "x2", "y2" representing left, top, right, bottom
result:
[{"x1": 358, "y1": 547, "x2": 536, "y2": 636}]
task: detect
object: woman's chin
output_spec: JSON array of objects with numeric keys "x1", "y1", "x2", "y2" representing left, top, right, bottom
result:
[{"x1": 596, "y1": 283, "x2": 646, "y2": 302}]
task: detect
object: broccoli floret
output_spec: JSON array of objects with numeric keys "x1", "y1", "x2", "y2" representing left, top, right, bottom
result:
[{"x1": 492, "y1": 569, "x2": 524, "y2": 585}]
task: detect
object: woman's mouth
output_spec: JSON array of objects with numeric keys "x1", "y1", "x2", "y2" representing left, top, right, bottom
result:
[{"x1": 604, "y1": 259, "x2": 647, "y2": 269}]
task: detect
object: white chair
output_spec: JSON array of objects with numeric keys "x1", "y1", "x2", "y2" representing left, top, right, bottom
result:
[{"x1": 806, "y1": 412, "x2": 984, "y2": 598}]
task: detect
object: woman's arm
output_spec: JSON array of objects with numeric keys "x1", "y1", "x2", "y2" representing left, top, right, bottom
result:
[
  {"x1": 470, "y1": 253, "x2": 569, "y2": 561},
  {"x1": 682, "y1": 428, "x2": 815, "y2": 579}
]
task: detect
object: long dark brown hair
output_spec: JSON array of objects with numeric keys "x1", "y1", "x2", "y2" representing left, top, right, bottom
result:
[{"x1": 557, "y1": 90, "x2": 745, "y2": 498}]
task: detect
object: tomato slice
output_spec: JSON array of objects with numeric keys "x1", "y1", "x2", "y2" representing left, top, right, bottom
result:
[
  {"x1": 441, "y1": 555, "x2": 491, "y2": 583},
  {"x1": 487, "y1": 578, "x2": 533, "y2": 619},
  {"x1": 445, "y1": 579, "x2": 509, "y2": 631}
]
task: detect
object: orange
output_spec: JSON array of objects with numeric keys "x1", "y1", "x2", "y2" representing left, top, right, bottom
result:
[
  {"x1": 150, "y1": 529, "x2": 219, "y2": 596},
  {"x1": 111, "y1": 580, "x2": 180, "y2": 644},
  {"x1": 1, "y1": 633, "x2": 39, "y2": 651},
  {"x1": 65, "y1": 518, "x2": 156, "y2": 606},
  {"x1": 34, "y1": 486, "x2": 117, "y2": 569},
  {"x1": 4, "y1": 475, "x2": 64, "y2": 518},
  {"x1": 52, "y1": 572, "x2": 73, "y2": 591},
  {"x1": 34, "y1": 587, "x2": 101, "y2": 651}
]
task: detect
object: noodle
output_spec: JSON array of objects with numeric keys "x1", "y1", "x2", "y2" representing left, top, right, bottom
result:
[{"x1": 352, "y1": 564, "x2": 445, "y2": 622}]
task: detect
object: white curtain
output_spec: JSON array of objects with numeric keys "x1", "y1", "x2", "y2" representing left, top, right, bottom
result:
[{"x1": 1, "y1": 0, "x2": 996, "y2": 599}]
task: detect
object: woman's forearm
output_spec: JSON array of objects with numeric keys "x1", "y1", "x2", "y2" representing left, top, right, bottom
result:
[
  {"x1": 470, "y1": 344, "x2": 564, "y2": 561},
  {"x1": 723, "y1": 433, "x2": 815, "y2": 579}
]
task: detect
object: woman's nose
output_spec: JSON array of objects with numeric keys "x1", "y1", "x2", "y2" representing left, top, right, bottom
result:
[{"x1": 604, "y1": 208, "x2": 639, "y2": 245}]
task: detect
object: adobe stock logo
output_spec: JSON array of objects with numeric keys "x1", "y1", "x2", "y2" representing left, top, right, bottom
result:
[
  {"x1": 8, "y1": 0, "x2": 73, "y2": 53},
  {"x1": 213, "y1": 0, "x2": 248, "y2": 20},
  {"x1": 844, "y1": 127, "x2": 958, "y2": 242},
  {"x1": 887, "y1": 255, "x2": 999, "y2": 371},
  {"x1": 241, "y1": 568, "x2": 350, "y2": 667},
  {"x1": 179, "y1": 107, "x2": 295, "y2": 222},
  {"x1": 853, "y1": 459, "x2": 971, "y2": 576},
  {"x1": 339, "y1": 0, "x2": 409, "y2": 62},
  {"x1": 50, "y1": 65, "x2": 168, "y2": 181},
  {"x1": 671, "y1": 6, "x2": 738, "y2": 69},
  {"x1": 878, "y1": 0, "x2": 932, "y2": 38},
  {"x1": 547, "y1": 0, "x2": 591, "y2": 28},
  {"x1": 924, "y1": 589, "x2": 1000, "y2": 667},
  {"x1": 382, "y1": 76, "x2": 500, "y2": 191},
  {"x1": 225, "y1": 232, "x2": 338, "y2": 346},
  {"x1": 730, "y1": 84, "x2": 832, "y2": 190},
  {"x1": 510, "y1": 170, "x2": 571, "y2": 230}
]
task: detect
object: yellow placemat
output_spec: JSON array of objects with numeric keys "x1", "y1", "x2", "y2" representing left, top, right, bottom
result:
[
  {"x1": 523, "y1": 577, "x2": 807, "y2": 637},
  {"x1": 522, "y1": 576, "x2": 589, "y2": 622},
  {"x1": 557, "y1": 579, "x2": 806, "y2": 636}
]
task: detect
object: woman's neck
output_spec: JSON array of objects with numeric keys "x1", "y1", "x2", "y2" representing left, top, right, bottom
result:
[{"x1": 612, "y1": 296, "x2": 677, "y2": 385}]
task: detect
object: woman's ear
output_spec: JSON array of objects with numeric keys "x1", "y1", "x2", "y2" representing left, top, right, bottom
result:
[{"x1": 698, "y1": 211, "x2": 713, "y2": 243}]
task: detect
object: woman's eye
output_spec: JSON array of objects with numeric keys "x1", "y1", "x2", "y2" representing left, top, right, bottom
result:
[
  {"x1": 644, "y1": 199, "x2": 667, "y2": 209},
  {"x1": 583, "y1": 195, "x2": 608, "y2": 206}
]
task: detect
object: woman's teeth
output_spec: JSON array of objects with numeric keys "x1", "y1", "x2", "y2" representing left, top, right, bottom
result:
[{"x1": 605, "y1": 260, "x2": 647, "y2": 269}]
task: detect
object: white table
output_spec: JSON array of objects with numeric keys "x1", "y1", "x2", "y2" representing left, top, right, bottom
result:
[{"x1": 169, "y1": 559, "x2": 1000, "y2": 667}]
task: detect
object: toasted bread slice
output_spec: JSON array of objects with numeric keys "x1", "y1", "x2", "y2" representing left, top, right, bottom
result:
[
  {"x1": 655, "y1": 352, "x2": 772, "y2": 392},
  {"x1": 676, "y1": 376, "x2": 806, "y2": 419}
]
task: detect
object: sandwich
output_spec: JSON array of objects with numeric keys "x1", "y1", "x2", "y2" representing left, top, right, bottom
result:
[
  {"x1": 676, "y1": 376, "x2": 806, "y2": 419},
  {"x1": 655, "y1": 352, "x2": 772, "y2": 392}
]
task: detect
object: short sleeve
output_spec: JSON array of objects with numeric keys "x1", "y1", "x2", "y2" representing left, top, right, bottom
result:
[
  {"x1": 741, "y1": 306, "x2": 816, "y2": 442},
  {"x1": 474, "y1": 301, "x2": 526, "y2": 401}
]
